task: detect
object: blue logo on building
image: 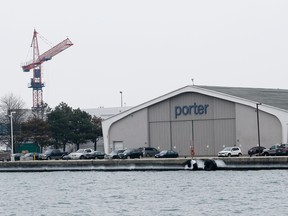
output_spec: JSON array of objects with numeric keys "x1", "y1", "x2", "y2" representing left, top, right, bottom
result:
[{"x1": 175, "y1": 103, "x2": 209, "y2": 118}]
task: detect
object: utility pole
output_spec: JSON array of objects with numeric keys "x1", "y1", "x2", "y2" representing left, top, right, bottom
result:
[
  {"x1": 9, "y1": 111, "x2": 16, "y2": 160},
  {"x1": 256, "y1": 103, "x2": 262, "y2": 155},
  {"x1": 120, "y1": 91, "x2": 123, "y2": 107}
]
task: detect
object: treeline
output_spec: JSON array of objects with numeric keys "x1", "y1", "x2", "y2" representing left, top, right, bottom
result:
[{"x1": 0, "y1": 94, "x2": 102, "y2": 153}]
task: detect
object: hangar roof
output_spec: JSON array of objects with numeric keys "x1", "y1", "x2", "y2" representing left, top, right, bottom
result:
[
  {"x1": 84, "y1": 107, "x2": 132, "y2": 119},
  {"x1": 102, "y1": 85, "x2": 288, "y2": 123},
  {"x1": 198, "y1": 85, "x2": 288, "y2": 111}
]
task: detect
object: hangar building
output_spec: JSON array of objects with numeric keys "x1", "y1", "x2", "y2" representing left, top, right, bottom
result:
[{"x1": 102, "y1": 85, "x2": 288, "y2": 156}]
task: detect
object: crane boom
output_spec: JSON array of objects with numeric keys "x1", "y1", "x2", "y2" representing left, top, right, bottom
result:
[
  {"x1": 21, "y1": 29, "x2": 73, "y2": 110},
  {"x1": 22, "y1": 37, "x2": 73, "y2": 72}
]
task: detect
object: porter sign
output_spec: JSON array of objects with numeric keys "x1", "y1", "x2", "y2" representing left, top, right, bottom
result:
[{"x1": 175, "y1": 103, "x2": 209, "y2": 118}]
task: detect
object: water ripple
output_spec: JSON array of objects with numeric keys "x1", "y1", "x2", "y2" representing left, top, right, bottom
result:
[{"x1": 0, "y1": 170, "x2": 288, "y2": 215}]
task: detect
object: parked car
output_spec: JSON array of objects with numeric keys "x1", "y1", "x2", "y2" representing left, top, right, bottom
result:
[
  {"x1": 139, "y1": 147, "x2": 159, "y2": 157},
  {"x1": 39, "y1": 149, "x2": 68, "y2": 160},
  {"x1": 62, "y1": 154, "x2": 71, "y2": 160},
  {"x1": 218, "y1": 147, "x2": 242, "y2": 157},
  {"x1": 20, "y1": 152, "x2": 40, "y2": 161},
  {"x1": 12, "y1": 153, "x2": 23, "y2": 161},
  {"x1": 0, "y1": 151, "x2": 11, "y2": 161},
  {"x1": 85, "y1": 151, "x2": 106, "y2": 159},
  {"x1": 262, "y1": 144, "x2": 282, "y2": 156},
  {"x1": 67, "y1": 148, "x2": 94, "y2": 160},
  {"x1": 118, "y1": 148, "x2": 143, "y2": 159},
  {"x1": 106, "y1": 150, "x2": 125, "y2": 159},
  {"x1": 248, "y1": 146, "x2": 266, "y2": 156},
  {"x1": 275, "y1": 144, "x2": 288, "y2": 156},
  {"x1": 155, "y1": 150, "x2": 179, "y2": 158}
]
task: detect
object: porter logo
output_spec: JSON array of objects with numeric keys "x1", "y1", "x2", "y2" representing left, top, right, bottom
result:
[{"x1": 175, "y1": 103, "x2": 209, "y2": 118}]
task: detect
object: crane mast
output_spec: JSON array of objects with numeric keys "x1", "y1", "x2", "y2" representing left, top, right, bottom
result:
[{"x1": 22, "y1": 29, "x2": 73, "y2": 111}]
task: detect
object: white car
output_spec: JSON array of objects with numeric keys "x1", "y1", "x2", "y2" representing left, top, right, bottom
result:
[
  {"x1": 68, "y1": 148, "x2": 94, "y2": 160},
  {"x1": 218, "y1": 147, "x2": 242, "y2": 157}
]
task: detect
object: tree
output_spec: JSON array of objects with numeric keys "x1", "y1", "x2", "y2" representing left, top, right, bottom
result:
[
  {"x1": 20, "y1": 117, "x2": 51, "y2": 153},
  {"x1": 47, "y1": 102, "x2": 73, "y2": 151},
  {"x1": 0, "y1": 93, "x2": 27, "y2": 152},
  {"x1": 47, "y1": 102, "x2": 102, "y2": 151},
  {"x1": 32, "y1": 102, "x2": 52, "y2": 120},
  {"x1": 0, "y1": 93, "x2": 26, "y2": 114},
  {"x1": 69, "y1": 108, "x2": 94, "y2": 150},
  {"x1": 91, "y1": 116, "x2": 103, "y2": 150}
]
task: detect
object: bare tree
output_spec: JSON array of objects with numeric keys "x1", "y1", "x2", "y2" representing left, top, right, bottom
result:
[
  {"x1": 1, "y1": 92, "x2": 25, "y2": 110},
  {"x1": 0, "y1": 93, "x2": 28, "y2": 151},
  {"x1": 31, "y1": 102, "x2": 52, "y2": 120}
]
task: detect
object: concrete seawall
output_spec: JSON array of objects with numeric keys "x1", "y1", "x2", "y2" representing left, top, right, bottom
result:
[
  {"x1": 213, "y1": 156, "x2": 288, "y2": 170},
  {"x1": 0, "y1": 158, "x2": 190, "y2": 172},
  {"x1": 0, "y1": 156, "x2": 288, "y2": 172}
]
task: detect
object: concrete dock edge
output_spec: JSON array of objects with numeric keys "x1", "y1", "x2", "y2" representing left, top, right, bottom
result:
[{"x1": 0, "y1": 156, "x2": 287, "y2": 172}]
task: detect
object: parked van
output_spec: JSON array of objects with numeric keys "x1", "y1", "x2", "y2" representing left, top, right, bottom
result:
[{"x1": 0, "y1": 151, "x2": 11, "y2": 161}]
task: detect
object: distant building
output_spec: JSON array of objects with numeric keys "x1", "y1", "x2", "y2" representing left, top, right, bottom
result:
[
  {"x1": 84, "y1": 107, "x2": 132, "y2": 119},
  {"x1": 102, "y1": 85, "x2": 288, "y2": 156}
]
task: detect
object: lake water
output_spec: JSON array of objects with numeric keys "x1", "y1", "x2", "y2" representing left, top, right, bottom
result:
[{"x1": 0, "y1": 170, "x2": 287, "y2": 216}]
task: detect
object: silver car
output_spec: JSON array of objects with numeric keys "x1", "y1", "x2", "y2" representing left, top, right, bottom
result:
[
  {"x1": 68, "y1": 148, "x2": 94, "y2": 160},
  {"x1": 20, "y1": 152, "x2": 40, "y2": 160},
  {"x1": 218, "y1": 147, "x2": 242, "y2": 157}
]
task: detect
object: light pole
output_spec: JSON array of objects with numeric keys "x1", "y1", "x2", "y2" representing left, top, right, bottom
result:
[
  {"x1": 256, "y1": 103, "x2": 262, "y2": 155},
  {"x1": 9, "y1": 111, "x2": 16, "y2": 157},
  {"x1": 120, "y1": 91, "x2": 123, "y2": 107}
]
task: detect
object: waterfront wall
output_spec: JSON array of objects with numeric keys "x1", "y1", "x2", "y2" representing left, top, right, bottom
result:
[
  {"x1": 213, "y1": 156, "x2": 288, "y2": 170},
  {"x1": 0, "y1": 156, "x2": 288, "y2": 172},
  {"x1": 0, "y1": 158, "x2": 189, "y2": 172}
]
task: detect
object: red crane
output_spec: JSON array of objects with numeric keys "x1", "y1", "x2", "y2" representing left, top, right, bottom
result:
[{"x1": 22, "y1": 29, "x2": 73, "y2": 110}]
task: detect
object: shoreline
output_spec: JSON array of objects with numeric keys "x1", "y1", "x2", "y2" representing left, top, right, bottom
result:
[{"x1": 0, "y1": 156, "x2": 288, "y2": 172}]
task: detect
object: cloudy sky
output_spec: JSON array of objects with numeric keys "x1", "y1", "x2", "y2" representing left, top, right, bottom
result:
[{"x1": 1, "y1": 1, "x2": 288, "y2": 109}]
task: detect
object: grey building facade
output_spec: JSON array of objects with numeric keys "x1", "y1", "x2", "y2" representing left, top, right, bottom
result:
[{"x1": 102, "y1": 85, "x2": 288, "y2": 156}]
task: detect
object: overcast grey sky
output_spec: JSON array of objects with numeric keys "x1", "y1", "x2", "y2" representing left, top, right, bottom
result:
[{"x1": 1, "y1": 1, "x2": 288, "y2": 109}]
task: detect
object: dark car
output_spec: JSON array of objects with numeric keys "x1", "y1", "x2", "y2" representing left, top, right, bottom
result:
[
  {"x1": 262, "y1": 144, "x2": 282, "y2": 156},
  {"x1": 85, "y1": 151, "x2": 106, "y2": 159},
  {"x1": 139, "y1": 147, "x2": 160, "y2": 157},
  {"x1": 155, "y1": 150, "x2": 179, "y2": 158},
  {"x1": 275, "y1": 144, "x2": 288, "y2": 156},
  {"x1": 13, "y1": 153, "x2": 23, "y2": 161},
  {"x1": 118, "y1": 148, "x2": 143, "y2": 159},
  {"x1": 39, "y1": 149, "x2": 68, "y2": 160},
  {"x1": 248, "y1": 146, "x2": 266, "y2": 156}
]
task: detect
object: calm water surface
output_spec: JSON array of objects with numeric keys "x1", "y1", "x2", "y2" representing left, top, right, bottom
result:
[{"x1": 0, "y1": 170, "x2": 288, "y2": 216}]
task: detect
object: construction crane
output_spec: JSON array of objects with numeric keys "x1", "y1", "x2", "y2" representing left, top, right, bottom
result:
[{"x1": 22, "y1": 29, "x2": 73, "y2": 110}]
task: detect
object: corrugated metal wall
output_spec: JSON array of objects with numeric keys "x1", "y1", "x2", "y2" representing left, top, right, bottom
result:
[
  {"x1": 109, "y1": 109, "x2": 149, "y2": 150},
  {"x1": 149, "y1": 122, "x2": 171, "y2": 150},
  {"x1": 235, "y1": 104, "x2": 282, "y2": 153},
  {"x1": 193, "y1": 119, "x2": 236, "y2": 156},
  {"x1": 148, "y1": 92, "x2": 236, "y2": 156},
  {"x1": 214, "y1": 119, "x2": 236, "y2": 152},
  {"x1": 171, "y1": 121, "x2": 193, "y2": 156},
  {"x1": 193, "y1": 120, "x2": 214, "y2": 156},
  {"x1": 148, "y1": 100, "x2": 170, "y2": 122}
]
